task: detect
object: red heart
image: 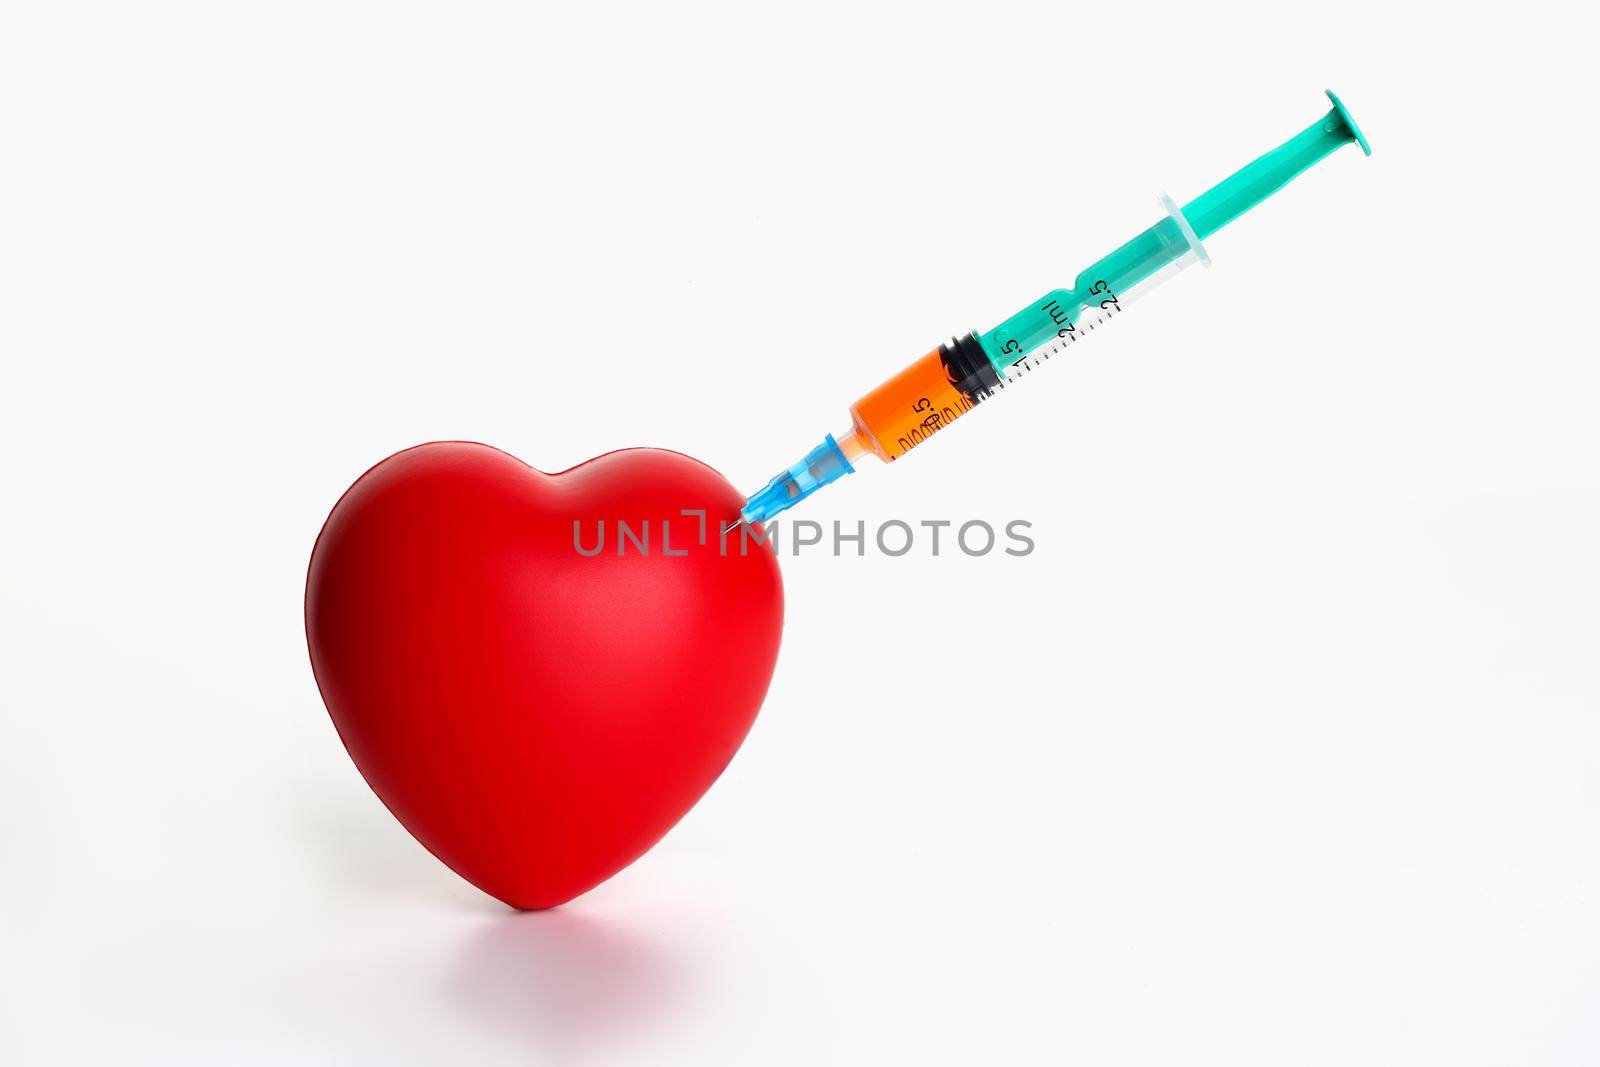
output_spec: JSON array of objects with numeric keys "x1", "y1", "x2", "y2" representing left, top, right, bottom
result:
[{"x1": 305, "y1": 442, "x2": 783, "y2": 909}]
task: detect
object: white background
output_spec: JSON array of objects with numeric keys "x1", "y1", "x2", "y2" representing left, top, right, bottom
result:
[{"x1": 2, "y1": 2, "x2": 1597, "y2": 1064}]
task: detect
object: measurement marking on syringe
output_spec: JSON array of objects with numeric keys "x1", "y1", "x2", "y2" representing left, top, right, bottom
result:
[{"x1": 1001, "y1": 303, "x2": 1122, "y2": 379}]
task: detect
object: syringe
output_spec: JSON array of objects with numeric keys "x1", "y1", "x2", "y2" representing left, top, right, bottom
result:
[{"x1": 740, "y1": 90, "x2": 1371, "y2": 526}]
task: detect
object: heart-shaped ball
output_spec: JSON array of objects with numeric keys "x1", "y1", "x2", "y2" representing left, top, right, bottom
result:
[{"x1": 306, "y1": 442, "x2": 783, "y2": 909}]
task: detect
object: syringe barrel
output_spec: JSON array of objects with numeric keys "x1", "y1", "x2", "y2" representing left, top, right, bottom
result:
[
  {"x1": 977, "y1": 213, "x2": 1196, "y2": 368},
  {"x1": 847, "y1": 334, "x2": 999, "y2": 462}
]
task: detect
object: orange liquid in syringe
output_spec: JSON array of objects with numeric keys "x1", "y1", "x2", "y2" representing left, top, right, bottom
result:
[{"x1": 848, "y1": 348, "x2": 980, "y2": 462}]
